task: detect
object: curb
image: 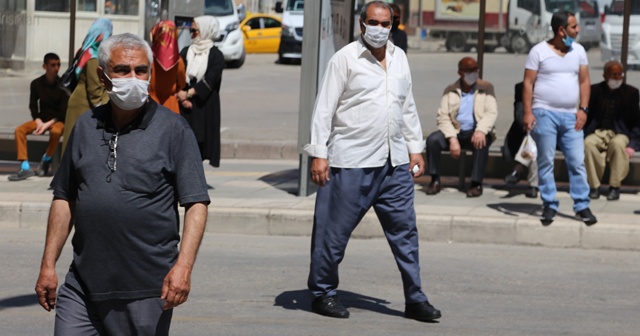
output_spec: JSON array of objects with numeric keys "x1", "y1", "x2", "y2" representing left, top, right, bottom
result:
[{"x1": 5, "y1": 200, "x2": 639, "y2": 251}]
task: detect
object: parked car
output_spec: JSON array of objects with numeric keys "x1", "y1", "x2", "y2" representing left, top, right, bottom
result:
[{"x1": 240, "y1": 14, "x2": 282, "y2": 53}]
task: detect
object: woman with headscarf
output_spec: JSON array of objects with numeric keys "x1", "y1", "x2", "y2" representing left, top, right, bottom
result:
[
  {"x1": 149, "y1": 20, "x2": 186, "y2": 113},
  {"x1": 177, "y1": 16, "x2": 224, "y2": 167},
  {"x1": 61, "y1": 18, "x2": 112, "y2": 153}
]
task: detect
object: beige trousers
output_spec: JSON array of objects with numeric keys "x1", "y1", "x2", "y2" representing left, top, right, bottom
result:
[{"x1": 584, "y1": 130, "x2": 629, "y2": 188}]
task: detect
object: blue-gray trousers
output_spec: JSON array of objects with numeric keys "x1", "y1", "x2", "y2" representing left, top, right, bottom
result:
[{"x1": 307, "y1": 160, "x2": 429, "y2": 304}]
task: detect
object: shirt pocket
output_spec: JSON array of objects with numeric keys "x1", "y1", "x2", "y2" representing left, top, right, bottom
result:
[
  {"x1": 121, "y1": 160, "x2": 167, "y2": 194},
  {"x1": 389, "y1": 76, "x2": 410, "y2": 104}
]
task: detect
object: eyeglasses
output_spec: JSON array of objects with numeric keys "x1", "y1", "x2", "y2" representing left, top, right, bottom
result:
[
  {"x1": 108, "y1": 133, "x2": 118, "y2": 172},
  {"x1": 189, "y1": 28, "x2": 199, "y2": 34},
  {"x1": 366, "y1": 19, "x2": 392, "y2": 28}
]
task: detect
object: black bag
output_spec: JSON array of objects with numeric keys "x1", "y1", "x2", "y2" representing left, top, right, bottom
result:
[
  {"x1": 59, "y1": 52, "x2": 80, "y2": 95},
  {"x1": 59, "y1": 66, "x2": 78, "y2": 96}
]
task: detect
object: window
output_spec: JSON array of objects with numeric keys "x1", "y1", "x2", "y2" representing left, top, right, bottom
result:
[
  {"x1": 545, "y1": 0, "x2": 579, "y2": 13},
  {"x1": 285, "y1": 0, "x2": 304, "y2": 11},
  {"x1": 264, "y1": 18, "x2": 281, "y2": 29},
  {"x1": 204, "y1": 0, "x2": 234, "y2": 16},
  {"x1": 579, "y1": 1, "x2": 598, "y2": 18},
  {"x1": 247, "y1": 18, "x2": 261, "y2": 29},
  {"x1": 35, "y1": 0, "x2": 68, "y2": 12},
  {"x1": 607, "y1": 0, "x2": 640, "y2": 15},
  {"x1": 105, "y1": 0, "x2": 138, "y2": 15},
  {"x1": 35, "y1": 0, "x2": 97, "y2": 12}
]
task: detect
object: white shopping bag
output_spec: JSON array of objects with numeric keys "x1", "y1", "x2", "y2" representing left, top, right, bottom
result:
[{"x1": 521, "y1": 131, "x2": 537, "y2": 160}]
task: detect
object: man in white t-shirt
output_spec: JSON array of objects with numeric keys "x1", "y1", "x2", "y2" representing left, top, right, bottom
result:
[{"x1": 522, "y1": 10, "x2": 597, "y2": 226}]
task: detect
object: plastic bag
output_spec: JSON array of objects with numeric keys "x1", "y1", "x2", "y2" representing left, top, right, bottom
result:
[{"x1": 521, "y1": 132, "x2": 537, "y2": 160}]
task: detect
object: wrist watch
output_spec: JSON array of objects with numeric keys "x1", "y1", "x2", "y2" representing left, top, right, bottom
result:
[{"x1": 579, "y1": 106, "x2": 589, "y2": 114}]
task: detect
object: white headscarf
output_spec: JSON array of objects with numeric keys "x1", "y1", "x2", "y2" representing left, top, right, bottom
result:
[{"x1": 186, "y1": 16, "x2": 220, "y2": 82}]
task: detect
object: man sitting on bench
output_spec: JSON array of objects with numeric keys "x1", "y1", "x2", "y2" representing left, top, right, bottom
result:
[
  {"x1": 9, "y1": 53, "x2": 68, "y2": 181},
  {"x1": 425, "y1": 57, "x2": 498, "y2": 197}
]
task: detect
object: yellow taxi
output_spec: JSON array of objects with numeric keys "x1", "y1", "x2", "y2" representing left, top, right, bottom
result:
[{"x1": 240, "y1": 14, "x2": 282, "y2": 53}]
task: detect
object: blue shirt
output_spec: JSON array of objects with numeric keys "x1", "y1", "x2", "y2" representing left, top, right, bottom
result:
[{"x1": 458, "y1": 88, "x2": 476, "y2": 131}]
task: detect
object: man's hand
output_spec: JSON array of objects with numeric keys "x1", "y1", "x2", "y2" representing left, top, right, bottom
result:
[
  {"x1": 161, "y1": 264, "x2": 192, "y2": 310},
  {"x1": 449, "y1": 138, "x2": 461, "y2": 159},
  {"x1": 35, "y1": 267, "x2": 58, "y2": 312},
  {"x1": 176, "y1": 90, "x2": 188, "y2": 102},
  {"x1": 523, "y1": 112, "x2": 536, "y2": 132},
  {"x1": 310, "y1": 158, "x2": 330, "y2": 187},
  {"x1": 471, "y1": 131, "x2": 487, "y2": 150},
  {"x1": 575, "y1": 110, "x2": 588, "y2": 131},
  {"x1": 181, "y1": 100, "x2": 193, "y2": 109},
  {"x1": 34, "y1": 118, "x2": 52, "y2": 135},
  {"x1": 625, "y1": 147, "x2": 636, "y2": 158},
  {"x1": 409, "y1": 153, "x2": 424, "y2": 178}
]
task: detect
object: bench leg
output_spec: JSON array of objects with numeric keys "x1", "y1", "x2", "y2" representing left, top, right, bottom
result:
[{"x1": 458, "y1": 151, "x2": 466, "y2": 191}]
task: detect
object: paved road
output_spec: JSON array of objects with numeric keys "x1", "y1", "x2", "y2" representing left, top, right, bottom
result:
[
  {"x1": 2, "y1": 229, "x2": 639, "y2": 335},
  {"x1": 3, "y1": 49, "x2": 639, "y2": 145}
]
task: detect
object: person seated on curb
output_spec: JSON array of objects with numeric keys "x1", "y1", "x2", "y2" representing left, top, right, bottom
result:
[
  {"x1": 9, "y1": 53, "x2": 68, "y2": 182},
  {"x1": 584, "y1": 60, "x2": 640, "y2": 201},
  {"x1": 503, "y1": 82, "x2": 538, "y2": 198},
  {"x1": 425, "y1": 57, "x2": 498, "y2": 197}
]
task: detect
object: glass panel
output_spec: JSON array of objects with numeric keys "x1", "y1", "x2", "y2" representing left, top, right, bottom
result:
[
  {"x1": 78, "y1": 0, "x2": 97, "y2": 11},
  {"x1": 607, "y1": 0, "x2": 640, "y2": 15},
  {"x1": 285, "y1": 0, "x2": 303, "y2": 12},
  {"x1": 35, "y1": 0, "x2": 69, "y2": 12},
  {"x1": 105, "y1": 0, "x2": 139, "y2": 15},
  {"x1": 264, "y1": 18, "x2": 281, "y2": 29},
  {"x1": 579, "y1": 1, "x2": 598, "y2": 18}
]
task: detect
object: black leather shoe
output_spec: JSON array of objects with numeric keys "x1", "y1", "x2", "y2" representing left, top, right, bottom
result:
[
  {"x1": 576, "y1": 208, "x2": 598, "y2": 226},
  {"x1": 426, "y1": 180, "x2": 441, "y2": 195},
  {"x1": 405, "y1": 301, "x2": 442, "y2": 322},
  {"x1": 311, "y1": 295, "x2": 349, "y2": 318},
  {"x1": 525, "y1": 186, "x2": 538, "y2": 198},
  {"x1": 540, "y1": 206, "x2": 556, "y2": 226},
  {"x1": 588, "y1": 188, "x2": 600, "y2": 199},
  {"x1": 607, "y1": 187, "x2": 620, "y2": 201},
  {"x1": 466, "y1": 185, "x2": 482, "y2": 197}
]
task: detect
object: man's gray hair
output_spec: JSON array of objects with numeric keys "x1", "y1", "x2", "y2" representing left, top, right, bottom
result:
[
  {"x1": 359, "y1": 1, "x2": 393, "y2": 22},
  {"x1": 98, "y1": 33, "x2": 153, "y2": 70}
]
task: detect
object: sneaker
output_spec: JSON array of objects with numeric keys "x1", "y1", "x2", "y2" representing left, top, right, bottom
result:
[
  {"x1": 37, "y1": 159, "x2": 51, "y2": 177},
  {"x1": 8, "y1": 169, "x2": 35, "y2": 181},
  {"x1": 576, "y1": 208, "x2": 598, "y2": 226},
  {"x1": 540, "y1": 206, "x2": 556, "y2": 226}
]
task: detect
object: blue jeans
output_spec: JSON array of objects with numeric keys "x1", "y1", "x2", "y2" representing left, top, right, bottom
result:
[{"x1": 530, "y1": 109, "x2": 590, "y2": 212}]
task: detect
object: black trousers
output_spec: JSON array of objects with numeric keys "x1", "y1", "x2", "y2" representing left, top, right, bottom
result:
[{"x1": 426, "y1": 129, "x2": 492, "y2": 183}]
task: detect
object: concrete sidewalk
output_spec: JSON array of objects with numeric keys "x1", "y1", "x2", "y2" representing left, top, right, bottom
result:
[{"x1": 1, "y1": 159, "x2": 639, "y2": 251}]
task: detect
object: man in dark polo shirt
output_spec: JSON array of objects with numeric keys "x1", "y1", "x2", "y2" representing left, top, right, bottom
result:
[
  {"x1": 34, "y1": 33, "x2": 210, "y2": 335},
  {"x1": 9, "y1": 53, "x2": 68, "y2": 181}
]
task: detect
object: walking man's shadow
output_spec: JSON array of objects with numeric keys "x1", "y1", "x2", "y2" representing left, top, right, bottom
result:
[{"x1": 274, "y1": 289, "x2": 404, "y2": 318}]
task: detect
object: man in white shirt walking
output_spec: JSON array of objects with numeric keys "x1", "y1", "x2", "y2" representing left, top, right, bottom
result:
[
  {"x1": 303, "y1": 1, "x2": 441, "y2": 323},
  {"x1": 523, "y1": 10, "x2": 597, "y2": 226}
]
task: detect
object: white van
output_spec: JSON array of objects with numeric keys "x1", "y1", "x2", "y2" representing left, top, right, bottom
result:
[
  {"x1": 600, "y1": 0, "x2": 640, "y2": 66},
  {"x1": 275, "y1": 0, "x2": 304, "y2": 64},
  {"x1": 205, "y1": 0, "x2": 246, "y2": 68}
]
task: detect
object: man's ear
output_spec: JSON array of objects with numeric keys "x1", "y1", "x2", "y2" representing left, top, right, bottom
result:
[
  {"x1": 42, "y1": 63, "x2": 47, "y2": 71},
  {"x1": 97, "y1": 66, "x2": 108, "y2": 89}
]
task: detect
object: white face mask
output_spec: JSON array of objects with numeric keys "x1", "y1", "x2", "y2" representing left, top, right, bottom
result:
[
  {"x1": 104, "y1": 73, "x2": 150, "y2": 111},
  {"x1": 463, "y1": 71, "x2": 478, "y2": 86},
  {"x1": 607, "y1": 79, "x2": 623, "y2": 90},
  {"x1": 362, "y1": 24, "x2": 390, "y2": 49}
]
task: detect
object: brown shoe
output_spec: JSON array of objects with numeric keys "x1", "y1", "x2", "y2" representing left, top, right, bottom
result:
[
  {"x1": 426, "y1": 180, "x2": 441, "y2": 195},
  {"x1": 466, "y1": 185, "x2": 483, "y2": 197}
]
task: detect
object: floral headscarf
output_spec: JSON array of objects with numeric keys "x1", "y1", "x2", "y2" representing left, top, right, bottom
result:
[
  {"x1": 150, "y1": 20, "x2": 180, "y2": 71},
  {"x1": 73, "y1": 18, "x2": 113, "y2": 78}
]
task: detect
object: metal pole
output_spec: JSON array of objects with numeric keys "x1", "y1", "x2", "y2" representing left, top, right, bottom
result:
[
  {"x1": 477, "y1": 0, "x2": 486, "y2": 78},
  {"x1": 621, "y1": 0, "x2": 631, "y2": 81},
  {"x1": 68, "y1": 0, "x2": 77, "y2": 63}
]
